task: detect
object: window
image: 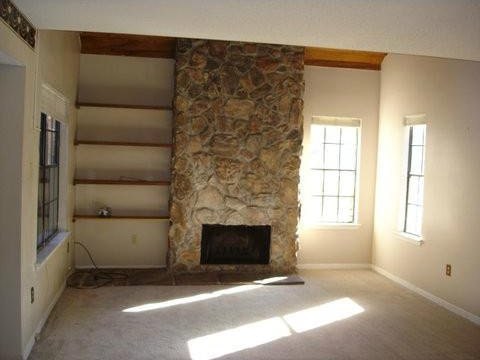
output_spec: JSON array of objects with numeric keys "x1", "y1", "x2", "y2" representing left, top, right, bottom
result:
[
  {"x1": 308, "y1": 117, "x2": 360, "y2": 224},
  {"x1": 37, "y1": 113, "x2": 61, "y2": 251},
  {"x1": 403, "y1": 123, "x2": 426, "y2": 237}
]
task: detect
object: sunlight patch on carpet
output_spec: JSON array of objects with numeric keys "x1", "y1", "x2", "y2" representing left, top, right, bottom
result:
[
  {"x1": 187, "y1": 297, "x2": 364, "y2": 359},
  {"x1": 188, "y1": 317, "x2": 291, "y2": 360},
  {"x1": 122, "y1": 285, "x2": 260, "y2": 312},
  {"x1": 283, "y1": 297, "x2": 364, "y2": 333}
]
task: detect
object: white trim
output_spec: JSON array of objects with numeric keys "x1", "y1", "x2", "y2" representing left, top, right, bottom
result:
[
  {"x1": 303, "y1": 223, "x2": 362, "y2": 230},
  {"x1": 404, "y1": 113, "x2": 427, "y2": 126},
  {"x1": 372, "y1": 265, "x2": 480, "y2": 326},
  {"x1": 22, "y1": 282, "x2": 66, "y2": 360},
  {"x1": 395, "y1": 231, "x2": 424, "y2": 245},
  {"x1": 297, "y1": 263, "x2": 372, "y2": 270},
  {"x1": 75, "y1": 265, "x2": 167, "y2": 269},
  {"x1": 312, "y1": 115, "x2": 361, "y2": 127},
  {"x1": 38, "y1": 83, "x2": 68, "y2": 128}
]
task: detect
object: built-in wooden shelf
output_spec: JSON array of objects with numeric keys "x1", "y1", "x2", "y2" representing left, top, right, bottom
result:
[
  {"x1": 74, "y1": 179, "x2": 170, "y2": 186},
  {"x1": 76, "y1": 102, "x2": 172, "y2": 111},
  {"x1": 75, "y1": 140, "x2": 173, "y2": 148},
  {"x1": 73, "y1": 214, "x2": 170, "y2": 222}
]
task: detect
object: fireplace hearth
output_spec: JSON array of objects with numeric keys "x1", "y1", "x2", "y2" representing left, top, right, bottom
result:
[{"x1": 201, "y1": 224, "x2": 271, "y2": 265}]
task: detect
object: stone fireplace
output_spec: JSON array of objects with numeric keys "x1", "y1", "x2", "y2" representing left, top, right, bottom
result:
[{"x1": 168, "y1": 38, "x2": 304, "y2": 273}]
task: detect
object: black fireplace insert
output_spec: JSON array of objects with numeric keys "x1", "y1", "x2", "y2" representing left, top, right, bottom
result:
[{"x1": 201, "y1": 224, "x2": 271, "y2": 265}]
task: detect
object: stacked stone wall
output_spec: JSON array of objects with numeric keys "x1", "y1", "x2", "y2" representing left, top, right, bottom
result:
[{"x1": 169, "y1": 39, "x2": 304, "y2": 272}]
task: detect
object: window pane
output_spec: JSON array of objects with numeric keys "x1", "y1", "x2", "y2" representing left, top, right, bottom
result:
[
  {"x1": 340, "y1": 144, "x2": 356, "y2": 170},
  {"x1": 322, "y1": 197, "x2": 338, "y2": 222},
  {"x1": 325, "y1": 126, "x2": 340, "y2": 143},
  {"x1": 310, "y1": 125, "x2": 325, "y2": 151},
  {"x1": 418, "y1": 177, "x2": 424, "y2": 205},
  {"x1": 38, "y1": 167, "x2": 44, "y2": 206},
  {"x1": 405, "y1": 205, "x2": 422, "y2": 235},
  {"x1": 411, "y1": 125, "x2": 425, "y2": 146},
  {"x1": 309, "y1": 170, "x2": 324, "y2": 196},
  {"x1": 44, "y1": 201, "x2": 51, "y2": 238},
  {"x1": 416, "y1": 207, "x2": 423, "y2": 235},
  {"x1": 338, "y1": 197, "x2": 354, "y2": 223},
  {"x1": 408, "y1": 176, "x2": 419, "y2": 204},
  {"x1": 49, "y1": 167, "x2": 58, "y2": 201},
  {"x1": 37, "y1": 116, "x2": 61, "y2": 249},
  {"x1": 324, "y1": 144, "x2": 339, "y2": 168},
  {"x1": 309, "y1": 122, "x2": 360, "y2": 224},
  {"x1": 45, "y1": 131, "x2": 56, "y2": 166},
  {"x1": 39, "y1": 138, "x2": 45, "y2": 166},
  {"x1": 341, "y1": 127, "x2": 357, "y2": 145},
  {"x1": 46, "y1": 116, "x2": 56, "y2": 130},
  {"x1": 339, "y1": 171, "x2": 356, "y2": 196},
  {"x1": 43, "y1": 168, "x2": 50, "y2": 203},
  {"x1": 408, "y1": 175, "x2": 424, "y2": 206},
  {"x1": 405, "y1": 205, "x2": 417, "y2": 234},
  {"x1": 54, "y1": 131, "x2": 60, "y2": 164},
  {"x1": 310, "y1": 147, "x2": 324, "y2": 169},
  {"x1": 323, "y1": 170, "x2": 339, "y2": 196},
  {"x1": 37, "y1": 205, "x2": 44, "y2": 247},
  {"x1": 410, "y1": 146, "x2": 424, "y2": 175},
  {"x1": 49, "y1": 200, "x2": 58, "y2": 235}
]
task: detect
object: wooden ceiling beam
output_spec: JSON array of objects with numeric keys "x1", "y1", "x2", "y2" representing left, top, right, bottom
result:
[
  {"x1": 80, "y1": 32, "x2": 176, "y2": 58},
  {"x1": 305, "y1": 47, "x2": 387, "y2": 70},
  {"x1": 80, "y1": 32, "x2": 387, "y2": 70}
]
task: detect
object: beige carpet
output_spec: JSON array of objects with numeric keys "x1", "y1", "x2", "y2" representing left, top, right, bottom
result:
[{"x1": 29, "y1": 270, "x2": 480, "y2": 360}]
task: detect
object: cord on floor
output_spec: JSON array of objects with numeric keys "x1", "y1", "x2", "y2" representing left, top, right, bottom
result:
[{"x1": 67, "y1": 241, "x2": 129, "y2": 289}]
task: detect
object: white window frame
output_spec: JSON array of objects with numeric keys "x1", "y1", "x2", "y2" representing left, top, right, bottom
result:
[
  {"x1": 397, "y1": 114, "x2": 426, "y2": 244},
  {"x1": 36, "y1": 84, "x2": 70, "y2": 267},
  {"x1": 303, "y1": 116, "x2": 362, "y2": 228}
]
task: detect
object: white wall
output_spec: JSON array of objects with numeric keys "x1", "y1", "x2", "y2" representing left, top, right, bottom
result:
[
  {"x1": 0, "y1": 24, "x2": 80, "y2": 359},
  {"x1": 373, "y1": 54, "x2": 480, "y2": 316},
  {"x1": 0, "y1": 62, "x2": 26, "y2": 360},
  {"x1": 22, "y1": 30, "x2": 80, "y2": 358},
  {"x1": 298, "y1": 66, "x2": 380, "y2": 265},
  {"x1": 78, "y1": 54, "x2": 175, "y2": 107}
]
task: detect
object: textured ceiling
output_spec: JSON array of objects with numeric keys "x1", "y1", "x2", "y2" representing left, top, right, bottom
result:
[{"x1": 15, "y1": 0, "x2": 480, "y2": 61}]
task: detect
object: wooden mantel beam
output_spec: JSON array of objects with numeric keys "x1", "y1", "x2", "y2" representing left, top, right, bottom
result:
[
  {"x1": 304, "y1": 47, "x2": 387, "y2": 70},
  {"x1": 79, "y1": 32, "x2": 387, "y2": 70}
]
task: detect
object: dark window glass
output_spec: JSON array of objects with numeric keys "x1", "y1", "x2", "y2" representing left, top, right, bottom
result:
[{"x1": 37, "y1": 113, "x2": 60, "y2": 250}]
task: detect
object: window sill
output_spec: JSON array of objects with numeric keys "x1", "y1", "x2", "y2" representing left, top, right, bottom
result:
[
  {"x1": 303, "y1": 223, "x2": 362, "y2": 231},
  {"x1": 36, "y1": 231, "x2": 70, "y2": 269},
  {"x1": 395, "y1": 231, "x2": 424, "y2": 246}
]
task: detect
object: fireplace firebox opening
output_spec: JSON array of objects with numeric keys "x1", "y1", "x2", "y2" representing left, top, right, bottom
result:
[{"x1": 201, "y1": 224, "x2": 271, "y2": 265}]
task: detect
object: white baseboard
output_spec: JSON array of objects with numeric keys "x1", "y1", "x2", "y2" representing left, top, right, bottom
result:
[
  {"x1": 372, "y1": 265, "x2": 480, "y2": 326},
  {"x1": 297, "y1": 263, "x2": 372, "y2": 270},
  {"x1": 23, "y1": 282, "x2": 66, "y2": 360},
  {"x1": 75, "y1": 265, "x2": 167, "y2": 269}
]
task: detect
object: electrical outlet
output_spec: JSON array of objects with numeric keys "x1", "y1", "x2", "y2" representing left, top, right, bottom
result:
[
  {"x1": 131, "y1": 234, "x2": 138, "y2": 245},
  {"x1": 30, "y1": 287, "x2": 34, "y2": 304},
  {"x1": 446, "y1": 264, "x2": 452, "y2": 276}
]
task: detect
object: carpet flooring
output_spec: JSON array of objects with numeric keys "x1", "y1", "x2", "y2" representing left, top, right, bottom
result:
[{"x1": 29, "y1": 270, "x2": 480, "y2": 360}]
